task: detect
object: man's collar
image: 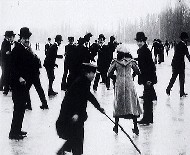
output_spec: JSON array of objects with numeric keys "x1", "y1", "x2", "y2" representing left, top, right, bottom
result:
[{"x1": 55, "y1": 42, "x2": 58, "y2": 46}]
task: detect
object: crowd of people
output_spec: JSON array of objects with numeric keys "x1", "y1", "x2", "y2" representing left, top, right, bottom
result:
[{"x1": 0, "y1": 26, "x2": 190, "y2": 155}]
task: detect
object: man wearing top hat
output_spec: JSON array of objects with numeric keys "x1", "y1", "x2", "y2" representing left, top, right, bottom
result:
[
  {"x1": 45, "y1": 38, "x2": 52, "y2": 56},
  {"x1": 135, "y1": 32, "x2": 157, "y2": 125},
  {"x1": 166, "y1": 32, "x2": 190, "y2": 97},
  {"x1": 0, "y1": 31, "x2": 16, "y2": 94},
  {"x1": 83, "y1": 32, "x2": 93, "y2": 63},
  {"x1": 44, "y1": 35, "x2": 63, "y2": 96}
]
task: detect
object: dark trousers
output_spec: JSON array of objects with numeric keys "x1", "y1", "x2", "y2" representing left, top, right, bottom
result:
[
  {"x1": 10, "y1": 85, "x2": 27, "y2": 135},
  {"x1": 0, "y1": 64, "x2": 11, "y2": 92},
  {"x1": 26, "y1": 76, "x2": 47, "y2": 107},
  {"x1": 93, "y1": 71, "x2": 110, "y2": 89},
  {"x1": 58, "y1": 123, "x2": 84, "y2": 155},
  {"x1": 141, "y1": 84, "x2": 155, "y2": 123},
  {"x1": 167, "y1": 67, "x2": 185, "y2": 95},
  {"x1": 45, "y1": 67, "x2": 55, "y2": 92}
]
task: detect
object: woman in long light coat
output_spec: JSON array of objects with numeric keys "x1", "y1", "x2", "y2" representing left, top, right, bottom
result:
[{"x1": 107, "y1": 44, "x2": 142, "y2": 135}]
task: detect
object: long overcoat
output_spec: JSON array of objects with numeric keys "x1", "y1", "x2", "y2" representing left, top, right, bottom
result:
[
  {"x1": 137, "y1": 44, "x2": 157, "y2": 85},
  {"x1": 108, "y1": 58, "x2": 142, "y2": 118},
  {"x1": 56, "y1": 75, "x2": 102, "y2": 139}
]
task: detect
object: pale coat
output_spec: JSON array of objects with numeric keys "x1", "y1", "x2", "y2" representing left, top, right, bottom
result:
[{"x1": 108, "y1": 58, "x2": 142, "y2": 118}]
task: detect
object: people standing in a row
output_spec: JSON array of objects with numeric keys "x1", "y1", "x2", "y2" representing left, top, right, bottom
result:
[
  {"x1": 135, "y1": 32, "x2": 157, "y2": 125},
  {"x1": 166, "y1": 32, "x2": 190, "y2": 97},
  {"x1": 107, "y1": 44, "x2": 142, "y2": 135},
  {"x1": 0, "y1": 31, "x2": 16, "y2": 95},
  {"x1": 44, "y1": 35, "x2": 63, "y2": 96},
  {"x1": 45, "y1": 38, "x2": 52, "y2": 56}
]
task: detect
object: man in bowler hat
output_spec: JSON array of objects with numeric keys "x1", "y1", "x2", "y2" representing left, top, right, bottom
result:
[
  {"x1": 56, "y1": 63, "x2": 105, "y2": 155},
  {"x1": 135, "y1": 32, "x2": 157, "y2": 125},
  {"x1": 45, "y1": 38, "x2": 52, "y2": 56},
  {"x1": 44, "y1": 35, "x2": 63, "y2": 96},
  {"x1": 0, "y1": 31, "x2": 16, "y2": 94},
  {"x1": 166, "y1": 32, "x2": 190, "y2": 97},
  {"x1": 9, "y1": 27, "x2": 44, "y2": 139}
]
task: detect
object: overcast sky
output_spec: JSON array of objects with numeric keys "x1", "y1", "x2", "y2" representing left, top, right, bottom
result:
[{"x1": 0, "y1": 0, "x2": 185, "y2": 37}]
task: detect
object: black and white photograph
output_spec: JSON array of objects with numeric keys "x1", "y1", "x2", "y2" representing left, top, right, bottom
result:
[{"x1": 0, "y1": 0, "x2": 190, "y2": 154}]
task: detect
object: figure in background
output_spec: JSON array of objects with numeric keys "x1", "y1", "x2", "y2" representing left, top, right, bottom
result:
[
  {"x1": 135, "y1": 32, "x2": 157, "y2": 125},
  {"x1": 45, "y1": 38, "x2": 52, "y2": 56},
  {"x1": 166, "y1": 32, "x2": 190, "y2": 97},
  {"x1": 93, "y1": 34, "x2": 109, "y2": 91},
  {"x1": 61, "y1": 37, "x2": 77, "y2": 91},
  {"x1": 107, "y1": 44, "x2": 141, "y2": 135},
  {"x1": 164, "y1": 40, "x2": 170, "y2": 56},
  {"x1": 0, "y1": 31, "x2": 16, "y2": 95},
  {"x1": 43, "y1": 35, "x2": 63, "y2": 96}
]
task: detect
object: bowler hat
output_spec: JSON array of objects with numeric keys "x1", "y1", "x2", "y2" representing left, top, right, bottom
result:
[
  {"x1": 134, "y1": 32, "x2": 147, "y2": 41},
  {"x1": 68, "y1": 37, "x2": 74, "y2": 41},
  {"x1": 55, "y1": 35, "x2": 63, "y2": 41},
  {"x1": 19, "y1": 27, "x2": 32, "y2": 38},
  {"x1": 180, "y1": 32, "x2": 189, "y2": 39},
  {"x1": 4, "y1": 31, "x2": 16, "y2": 37},
  {"x1": 48, "y1": 38, "x2": 51, "y2": 41},
  {"x1": 82, "y1": 63, "x2": 97, "y2": 73},
  {"x1": 110, "y1": 36, "x2": 115, "y2": 41},
  {"x1": 98, "y1": 34, "x2": 105, "y2": 40},
  {"x1": 77, "y1": 37, "x2": 85, "y2": 45},
  {"x1": 84, "y1": 33, "x2": 93, "y2": 41}
]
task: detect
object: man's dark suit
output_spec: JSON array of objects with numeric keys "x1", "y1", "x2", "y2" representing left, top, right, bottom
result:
[
  {"x1": 167, "y1": 41, "x2": 190, "y2": 96},
  {"x1": 0, "y1": 39, "x2": 12, "y2": 92}
]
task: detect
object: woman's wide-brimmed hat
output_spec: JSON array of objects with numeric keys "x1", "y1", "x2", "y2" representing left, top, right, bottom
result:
[
  {"x1": 134, "y1": 32, "x2": 147, "y2": 41},
  {"x1": 116, "y1": 44, "x2": 131, "y2": 54}
]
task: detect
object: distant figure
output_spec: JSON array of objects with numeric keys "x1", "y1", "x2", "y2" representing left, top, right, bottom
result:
[
  {"x1": 45, "y1": 38, "x2": 52, "y2": 56},
  {"x1": 164, "y1": 40, "x2": 170, "y2": 56},
  {"x1": 0, "y1": 31, "x2": 16, "y2": 94},
  {"x1": 61, "y1": 36, "x2": 77, "y2": 91},
  {"x1": 107, "y1": 44, "x2": 142, "y2": 135},
  {"x1": 166, "y1": 32, "x2": 190, "y2": 97},
  {"x1": 43, "y1": 35, "x2": 63, "y2": 96},
  {"x1": 90, "y1": 40, "x2": 99, "y2": 62}
]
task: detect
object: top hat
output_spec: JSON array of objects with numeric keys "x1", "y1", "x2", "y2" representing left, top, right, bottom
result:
[
  {"x1": 68, "y1": 37, "x2": 74, "y2": 41},
  {"x1": 180, "y1": 32, "x2": 189, "y2": 39},
  {"x1": 84, "y1": 33, "x2": 93, "y2": 41},
  {"x1": 55, "y1": 35, "x2": 63, "y2": 41},
  {"x1": 19, "y1": 27, "x2": 32, "y2": 38},
  {"x1": 98, "y1": 34, "x2": 106, "y2": 40},
  {"x1": 4, "y1": 31, "x2": 16, "y2": 37},
  {"x1": 82, "y1": 63, "x2": 97, "y2": 73},
  {"x1": 134, "y1": 32, "x2": 147, "y2": 41},
  {"x1": 116, "y1": 44, "x2": 131, "y2": 54}
]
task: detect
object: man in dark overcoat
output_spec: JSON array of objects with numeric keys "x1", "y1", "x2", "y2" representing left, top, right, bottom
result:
[
  {"x1": 61, "y1": 37, "x2": 77, "y2": 91},
  {"x1": 44, "y1": 35, "x2": 63, "y2": 96},
  {"x1": 0, "y1": 31, "x2": 15, "y2": 94},
  {"x1": 9, "y1": 27, "x2": 46, "y2": 139},
  {"x1": 93, "y1": 34, "x2": 109, "y2": 91},
  {"x1": 135, "y1": 32, "x2": 157, "y2": 125},
  {"x1": 45, "y1": 38, "x2": 52, "y2": 56},
  {"x1": 166, "y1": 32, "x2": 190, "y2": 97},
  {"x1": 56, "y1": 63, "x2": 105, "y2": 155}
]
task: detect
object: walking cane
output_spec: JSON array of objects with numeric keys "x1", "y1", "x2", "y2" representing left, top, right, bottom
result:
[{"x1": 103, "y1": 113, "x2": 141, "y2": 154}]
